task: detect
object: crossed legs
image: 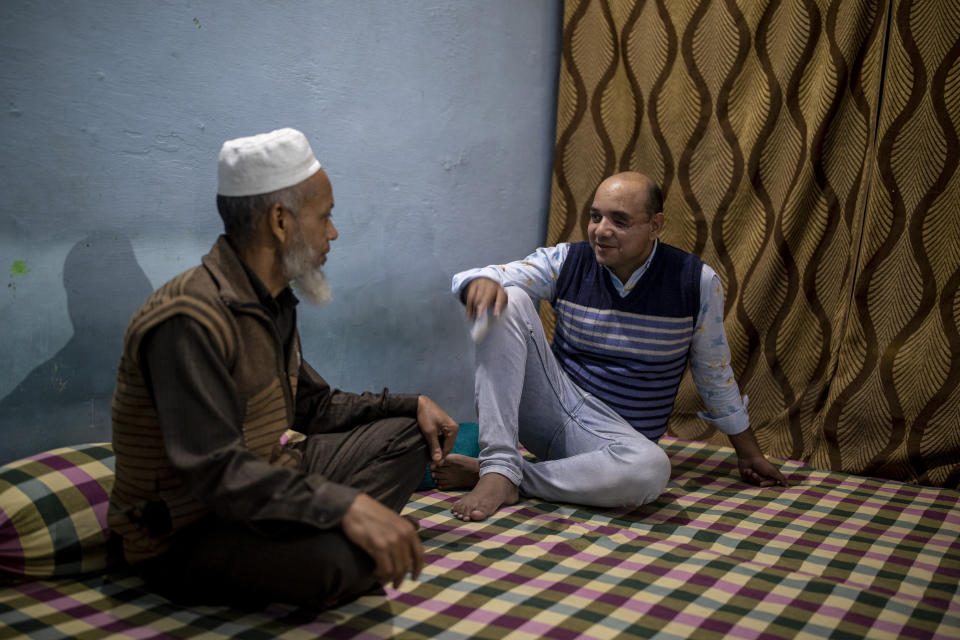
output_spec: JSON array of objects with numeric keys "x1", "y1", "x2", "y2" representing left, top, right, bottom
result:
[
  {"x1": 139, "y1": 417, "x2": 428, "y2": 610},
  {"x1": 440, "y1": 287, "x2": 671, "y2": 521}
]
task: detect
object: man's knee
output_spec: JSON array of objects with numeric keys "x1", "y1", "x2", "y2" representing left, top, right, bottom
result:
[
  {"x1": 497, "y1": 285, "x2": 551, "y2": 345},
  {"x1": 377, "y1": 416, "x2": 430, "y2": 481},
  {"x1": 383, "y1": 416, "x2": 429, "y2": 456},
  {"x1": 504, "y1": 285, "x2": 536, "y2": 316},
  {"x1": 603, "y1": 441, "x2": 671, "y2": 507},
  {"x1": 305, "y1": 416, "x2": 427, "y2": 474}
]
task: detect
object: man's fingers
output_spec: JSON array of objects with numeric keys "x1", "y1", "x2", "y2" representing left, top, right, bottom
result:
[
  {"x1": 391, "y1": 545, "x2": 406, "y2": 588},
  {"x1": 417, "y1": 397, "x2": 458, "y2": 463},
  {"x1": 409, "y1": 531, "x2": 425, "y2": 581},
  {"x1": 466, "y1": 280, "x2": 487, "y2": 320},
  {"x1": 473, "y1": 287, "x2": 492, "y2": 319},
  {"x1": 440, "y1": 422, "x2": 459, "y2": 457},
  {"x1": 391, "y1": 527, "x2": 422, "y2": 587},
  {"x1": 378, "y1": 537, "x2": 407, "y2": 588},
  {"x1": 465, "y1": 278, "x2": 502, "y2": 320},
  {"x1": 756, "y1": 462, "x2": 789, "y2": 487},
  {"x1": 494, "y1": 287, "x2": 508, "y2": 316},
  {"x1": 424, "y1": 428, "x2": 443, "y2": 463},
  {"x1": 373, "y1": 548, "x2": 396, "y2": 586},
  {"x1": 470, "y1": 299, "x2": 488, "y2": 321},
  {"x1": 744, "y1": 463, "x2": 789, "y2": 488},
  {"x1": 745, "y1": 469, "x2": 764, "y2": 485},
  {"x1": 466, "y1": 292, "x2": 477, "y2": 319}
]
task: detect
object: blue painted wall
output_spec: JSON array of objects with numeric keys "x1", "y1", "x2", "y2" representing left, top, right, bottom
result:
[{"x1": 0, "y1": 1, "x2": 562, "y2": 463}]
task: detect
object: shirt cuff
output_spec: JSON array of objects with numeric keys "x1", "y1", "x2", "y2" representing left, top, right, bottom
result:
[
  {"x1": 304, "y1": 475, "x2": 361, "y2": 528},
  {"x1": 386, "y1": 393, "x2": 420, "y2": 418},
  {"x1": 696, "y1": 395, "x2": 750, "y2": 435}
]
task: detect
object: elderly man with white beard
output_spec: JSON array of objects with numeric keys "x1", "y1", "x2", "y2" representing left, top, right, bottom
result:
[{"x1": 107, "y1": 128, "x2": 459, "y2": 610}]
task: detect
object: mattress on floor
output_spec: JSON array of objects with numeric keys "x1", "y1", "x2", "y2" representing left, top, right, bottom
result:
[{"x1": 1, "y1": 437, "x2": 958, "y2": 639}]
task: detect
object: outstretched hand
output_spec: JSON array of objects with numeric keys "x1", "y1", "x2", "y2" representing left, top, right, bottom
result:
[
  {"x1": 738, "y1": 454, "x2": 789, "y2": 487},
  {"x1": 417, "y1": 395, "x2": 459, "y2": 465},
  {"x1": 728, "y1": 428, "x2": 789, "y2": 487},
  {"x1": 341, "y1": 493, "x2": 423, "y2": 588}
]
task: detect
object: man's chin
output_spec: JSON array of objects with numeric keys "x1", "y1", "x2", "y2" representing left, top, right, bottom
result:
[
  {"x1": 293, "y1": 271, "x2": 333, "y2": 306},
  {"x1": 592, "y1": 249, "x2": 611, "y2": 265}
]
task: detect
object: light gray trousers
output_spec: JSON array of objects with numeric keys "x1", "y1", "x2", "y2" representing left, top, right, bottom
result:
[{"x1": 474, "y1": 286, "x2": 671, "y2": 508}]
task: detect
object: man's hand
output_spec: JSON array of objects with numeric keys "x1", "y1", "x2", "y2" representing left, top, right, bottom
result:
[
  {"x1": 737, "y1": 454, "x2": 789, "y2": 487},
  {"x1": 417, "y1": 395, "x2": 459, "y2": 465},
  {"x1": 728, "y1": 428, "x2": 789, "y2": 487},
  {"x1": 464, "y1": 277, "x2": 507, "y2": 320},
  {"x1": 341, "y1": 493, "x2": 424, "y2": 588}
]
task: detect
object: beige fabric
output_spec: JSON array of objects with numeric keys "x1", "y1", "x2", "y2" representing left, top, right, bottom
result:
[{"x1": 546, "y1": 0, "x2": 960, "y2": 487}]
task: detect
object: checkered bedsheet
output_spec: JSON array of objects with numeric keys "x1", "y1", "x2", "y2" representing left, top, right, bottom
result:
[{"x1": 2, "y1": 437, "x2": 958, "y2": 639}]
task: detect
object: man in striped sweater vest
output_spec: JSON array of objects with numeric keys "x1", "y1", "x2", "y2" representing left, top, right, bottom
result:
[
  {"x1": 435, "y1": 172, "x2": 786, "y2": 522},
  {"x1": 108, "y1": 128, "x2": 460, "y2": 609}
]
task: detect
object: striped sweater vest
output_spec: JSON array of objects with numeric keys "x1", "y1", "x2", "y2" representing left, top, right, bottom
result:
[
  {"x1": 551, "y1": 241, "x2": 702, "y2": 441},
  {"x1": 107, "y1": 236, "x2": 301, "y2": 564}
]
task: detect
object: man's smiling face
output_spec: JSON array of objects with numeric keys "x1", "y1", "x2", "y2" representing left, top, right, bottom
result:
[{"x1": 587, "y1": 173, "x2": 663, "y2": 283}]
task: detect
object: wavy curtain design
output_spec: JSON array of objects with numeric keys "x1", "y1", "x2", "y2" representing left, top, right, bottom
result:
[{"x1": 546, "y1": 0, "x2": 960, "y2": 487}]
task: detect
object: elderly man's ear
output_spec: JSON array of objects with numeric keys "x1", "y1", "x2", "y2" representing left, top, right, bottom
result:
[{"x1": 267, "y1": 204, "x2": 292, "y2": 245}]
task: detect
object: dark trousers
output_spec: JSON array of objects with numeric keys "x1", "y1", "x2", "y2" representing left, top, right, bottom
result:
[{"x1": 137, "y1": 417, "x2": 428, "y2": 610}]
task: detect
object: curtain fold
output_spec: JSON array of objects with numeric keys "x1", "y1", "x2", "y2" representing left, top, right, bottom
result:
[{"x1": 547, "y1": 0, "x2": 960, "y2": 486}]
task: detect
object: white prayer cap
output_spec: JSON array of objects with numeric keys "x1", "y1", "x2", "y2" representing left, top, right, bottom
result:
[{"x1": 217, "y1": 128, "x2": 322, "y2": 197}]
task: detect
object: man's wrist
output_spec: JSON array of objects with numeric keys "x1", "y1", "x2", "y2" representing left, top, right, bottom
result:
[{"x1": 728, "y1": 428, "x2": 763, "y2": 458}]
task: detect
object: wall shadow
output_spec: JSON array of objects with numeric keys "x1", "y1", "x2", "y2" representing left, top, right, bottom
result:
[{"x1": 0, "y1": 233, "x2": 152, "y2": 464}]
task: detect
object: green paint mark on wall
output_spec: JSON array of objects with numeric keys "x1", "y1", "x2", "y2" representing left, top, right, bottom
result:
[{"x1": 10, "y1": 260, "x2": 29, "y2": 276}]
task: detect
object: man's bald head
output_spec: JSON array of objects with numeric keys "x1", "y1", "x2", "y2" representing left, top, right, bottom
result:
[{"x1": 595, "y1": 172, "x2": 663, "y2": 221}]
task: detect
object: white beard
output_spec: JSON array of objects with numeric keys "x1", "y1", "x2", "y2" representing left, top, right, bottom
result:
[{"x1": 283, "y1": 233, "x2": 332, "y2": 306}]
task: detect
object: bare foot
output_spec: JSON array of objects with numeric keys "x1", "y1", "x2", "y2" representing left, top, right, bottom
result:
[
  {"x1": 432, "y1": 454, "x2": 480, "y2": 490},
  {"x1": 450, "y1": 473, "x2": 519, "y2": 522}
]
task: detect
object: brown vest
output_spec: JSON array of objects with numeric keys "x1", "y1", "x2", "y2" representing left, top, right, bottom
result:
[{"x1": 107, "y1": 236, "x2": 301, "y2": 563}]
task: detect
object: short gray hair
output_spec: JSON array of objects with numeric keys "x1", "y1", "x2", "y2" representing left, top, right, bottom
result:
[
  {"x1": 216, "y1": 183, "x2": 306, "y2": 247},
  {"x1": 646, "y1": 182, "x2": 663, "y2": 219}
]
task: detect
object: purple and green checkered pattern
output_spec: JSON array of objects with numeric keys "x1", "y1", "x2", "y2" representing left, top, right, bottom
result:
[
  {"x1": 2, "y1": 437, "x2": 958, "y2": 639},
  {"x1": 0, "y1": 443, "x2": 116, "y2": 582}
]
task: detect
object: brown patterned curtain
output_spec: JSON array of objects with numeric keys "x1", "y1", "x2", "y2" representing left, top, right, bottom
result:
[{"x1": 546, "y1": 0, "x2": 960, "y2": 487}]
